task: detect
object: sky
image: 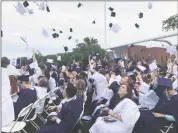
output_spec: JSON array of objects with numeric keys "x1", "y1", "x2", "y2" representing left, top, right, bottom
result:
[{"x1": 2, "y1": 1, "x2": 178, "y2": 59}]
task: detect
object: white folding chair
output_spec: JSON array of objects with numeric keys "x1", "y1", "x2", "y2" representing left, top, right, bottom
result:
[
  {"x1": 2, "y1": 103, "x2": 33, "y2": 133},
  {"x1": 160, "y1": 123, "x2": 174, "y2": 133}
]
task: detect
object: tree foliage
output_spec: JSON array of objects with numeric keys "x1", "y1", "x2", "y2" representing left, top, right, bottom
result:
[
  {"x1": 20, "y1": 37, "x2": 106, "y2": 67},
  {"x1": 162, "y1": 14, "x2": 178, "y2": 31}
]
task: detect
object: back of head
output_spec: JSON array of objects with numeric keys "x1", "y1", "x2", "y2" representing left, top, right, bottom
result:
[
  {"x1": 1, "y1": 57, "x2": 9, "y2": 68},
  {"x1": 38, "y1": 78, "x2": 48, "y2": 88},
  {"x1": 99, "y1": 68, "x2": 105, "y2": 75},
  {"x1": 66, "y1": 83, "x2": 77, "y2": 98}
]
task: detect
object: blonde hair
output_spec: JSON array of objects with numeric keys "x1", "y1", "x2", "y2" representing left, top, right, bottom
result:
[{"x1": 75, "y1": 79, "x2": 86, "y2": 102}]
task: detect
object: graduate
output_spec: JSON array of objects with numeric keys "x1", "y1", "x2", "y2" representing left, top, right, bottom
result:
[
  {"x1": 1, "y1": 57, "x2": 15, "y2": 127},
  {"x1": 133, "y1": 78, "x2": 178, "y2": 133},
  {"x1": 89, "y1": 84, "x2": 140, "y2": 133},
  {"x1": 38, "y1": 83, "x2": 83, "y2": 133},
  {"x1": 14, "y1": 75, "x2": 37, "y2": 119}
]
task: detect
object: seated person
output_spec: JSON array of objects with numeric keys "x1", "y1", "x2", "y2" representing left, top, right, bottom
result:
[
  {"x1": 14, "y1": 75, "x2": 37, "y2": 119},
  {"x1": 38, "y1": 83, "x2": 83, "y2": 133},
  {"x1": 89, "y1": 84, "x2": 140, "y2": 133},
  {"x1": 133, "y1": 78, "x2": 178, "y2": 133}
]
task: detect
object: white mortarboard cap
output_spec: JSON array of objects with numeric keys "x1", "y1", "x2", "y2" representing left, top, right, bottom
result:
[
  {"x1": 137, "y1": 65, "x2": 146, "y2": 72},
  {"x1": 28, "y1": 9, "x2": 34, "y2": 14},
  {"x1": 75, "y1": 39, "x2": 79, "y2": 43},
  {"x1": 57, "y1": 56, "x2": 61, "y2": 61},
  {"x1": 14, "y1": 2, "x2": 28, "y2": 16},
  {"x1": 33, "y1": 1, "x2": 40, "y2": 6},
  {"x1": 149, "y1": 62, "x2": 158, "y2": 72},
  {"x1": 42, "y1": 28, "x2": 49, "y2": 38},
  {"x1": 39, "y1": 2, "x2": 46, "y2": 11},
  {"x1": 46, "y1": 59, "x2": 54, "y2": 63},
  {"x1": 148, "y1": 2, "x2": 153, "y2": 9},
  {"x1": 110, "y1": 23, "x2": 121, "y2": 33}
]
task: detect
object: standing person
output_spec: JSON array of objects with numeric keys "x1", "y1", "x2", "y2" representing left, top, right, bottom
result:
[{"x1": 1, "y1": 57, "x2": 15, "y2": 127}]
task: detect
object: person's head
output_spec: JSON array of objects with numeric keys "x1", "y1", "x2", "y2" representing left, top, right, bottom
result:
[
  {"x1": 38, "y1": 78, "x2": 48, "y2": 88},
  {"x1": 134, "y1": 81, "x2": 140, "y2": 89},
  {"x1": 118, "y1": 84, "x2": 132, "y2": 99},
  {"x1": 98, "y1": 68, "x2": 105, "y2": 75},
  {"x1": 18, "y1": 75, "x2": 31, "y2": 88},
  {"x1": 1, "y1": 57, "x2": 9, "y2": 68},
  {"x1": 170, "y1": 54, "x2": 176, "y2": 62},
  {"x1": 64, "y1": 83, "x2": 77, "y2": 98},
  {"x1": 120, "y1": 76, "x2": 134, "y2": 88},
  {"x1": 167, "y1": 88, "x2": 176, "y2": 96},
  {"x1": 79, "y1": 71, "x2": 87, "y2": 80}
]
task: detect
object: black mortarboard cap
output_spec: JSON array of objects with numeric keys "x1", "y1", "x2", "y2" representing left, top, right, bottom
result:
[
  {"x1": 23, "y1": 1, "x2": 29, "y2": 8},
  {"x1": 18, "y1": 75, "x2": 30, "y2": 82},
  {"x1": 135, "y1": 23, "x2": 140, "y2": 29},
  {"x1": 139, "y1": 12, "x2": 143, "y2": 19},
  {"x1": 70, "y1": 28, "x2": 73, "y2": 32},
  {"x1": 59, "y1": 30, "x2": 63, "y2": 33},
  {"x1": 109, "y1": 23, "x2": 113, "y2": 28},
  {"x1": 52, "y1": 33, "x2": 59, "y2": 38},
  {"x1": 52, "y1": 29, "x2": 55, "y2": 31},
  {"x1": 157, "y1": 78, "x2": 173, "y2": 89},
  {"x1": 111, "y1": 12, "x2": 116, "y2": 17},
  {"x1": 68, "y1": 36, "x2": 72, "y2": 40},
  {"x1": 1, "y1": 30, "x2": 3, "y2": 37},
  {"x1": 77, "y1": 3, "x2": 82, "y2": 8},
  {"x1": 46, "y1": 5, "x2": 50, "y2": 12},
  {"x1": 64, "y1": 46, "x2": 68, "y2": 52},
  {"x1": 108, "y1": 7, "x2": 114, "y2": 12},
  {"x1": 92, "y1": 20, "x2": 96, "y2": 24}
]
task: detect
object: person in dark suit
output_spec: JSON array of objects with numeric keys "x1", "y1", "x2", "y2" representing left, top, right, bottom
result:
[
  {"x1": 14, "y1": 75, "x2": 37, "y2": 119},
  {"x1": 38, "y1": 83, "x2": 83, "y2": 133}
]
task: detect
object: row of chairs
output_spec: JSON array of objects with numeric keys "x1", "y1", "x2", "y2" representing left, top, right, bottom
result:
[{"x1": 2, "y1": 87, "x2": 60, "y2": 133}]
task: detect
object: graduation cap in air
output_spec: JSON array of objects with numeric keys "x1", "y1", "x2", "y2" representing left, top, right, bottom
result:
[
  {"x1": 59, "y1": 30, "x2": 63, "y2": 33},
  {"x1": 70, "y1": 28, "x2": 73, "y2": 32},
  {"x1": 18, "y1": 75, "x2": 30, "y2": 82},
  {"x1": 42, "y1": 28, "x2": 49, "y2": 38},
  {"x1": 64, "y1": 46, "x2": 68, "y2": 52},
  {"x1": 137, "y1": 65, "x2": 146, "y2": 72},
  {"x1": 68, "y1": 36, "x2": 72, "y2": 40},
  {"x1": 109, "y1": 23, "x2": 113, "y2": 28},
  {"x1": 77, "y1": 3, "x2": 82, "y2": 8},
  {"x1": 108, "y1": 7, "x2": 114, "y2": 12},
  {"x1": 92, "y1": 19, "x2": 96, "y2": 24},
  {"x1": 135, "y1": 23, "x2": 140, "y2": 29},
  {"x1": 75, "y1": 39, "x2": 79, "y2": 43},
  {"x1": 110, "y1": 23, "x2": 121, "y2": 33},
  {"x1": 28, "y1": 9, "x2": 34, "y2": 14},
  {"x1": 14, "y1": 2, "x2": 28, "y2": 16},
  {"x1": 23, "y1": 1, "x2": 29, "y2": 8},
  {"x1": 138, "y1": 12, "x2": 143, "y2": 19},
  {"x1": 39, "y1": 2, "x2": 46, "y2": 11},
  {"x1": 52, "y1": 29, "x2": 55, "y2": 32},
  {"x1": 52, "y1": 33, "x2": 59, "y2": 38},
  {"x1": 1, "y1": 30, "x2": 3, "y2": 37},
  {"x1": 111, "y1": 12, "x2": 116, "y2": 17},
  {"x1": 46, "y1": 5, "x2": 50, "y2": 12},
  {"x1": 148, "y1": 2, "x2": 153, "y2": 9}
]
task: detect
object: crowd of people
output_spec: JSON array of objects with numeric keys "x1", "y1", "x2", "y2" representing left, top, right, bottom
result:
[{"x1": 1, "y1": 52, "x2": 178, "y2": 133}]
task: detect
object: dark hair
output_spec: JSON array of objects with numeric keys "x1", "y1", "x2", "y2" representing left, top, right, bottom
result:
[
  {"x1": 65, "y1": 83, "x2": 77, "y2": 98},
  {"x1": 79, "y1": 71, "x2": 87, "y2": 79},
  {"x1": 38, "y1": 76, "x2": 45, "y2": 80},
  {"x1": 1, "y1": 57, "x2": 9, "y2": 68},
  {"x1": 115, "y1": 84, "x2": 133, "y2": 104},
  {"x1": 62, "y1": 72, "x2": 68, "y2": 80},
  {"x1": 44, "y1": 70, "x2": 50, "y2": 80},
  {"x1": 38, "y1": 78, "x2": 48, "y2": 88},
  {"x1": 99, "y1": 68, "x2": 105, "y2": 75}
]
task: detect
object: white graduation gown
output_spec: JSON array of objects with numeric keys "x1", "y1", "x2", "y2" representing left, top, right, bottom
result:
[
  {"x1": 1, "y1": 68, "x2": 15, "y2": 126},
  {"x1": 89, "y1": 98, "x2": 140, "y2": 133},
  {"x1": 92, "y1": 72, "x2": 108, "y2": 101}
]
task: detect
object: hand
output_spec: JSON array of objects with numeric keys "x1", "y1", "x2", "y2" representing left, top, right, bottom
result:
[
  {"x1": 51, "y1": 116, "x2": 57, "y2": 121},
  {"x1": 152, "y1": 112, "x2": 165, "y2": 118},
  {"x1": 47, "y1": 106, "x2": 57, "y2": 111},
  {"x1": 103, "y1": 116, "x2": 109, "y2": 121},
  {"x1": 137, "y1": 71, "x2": 141, "y2": 77},
  {"x1": 108, "y1": 109, "x2": 114, "y2": 116}
]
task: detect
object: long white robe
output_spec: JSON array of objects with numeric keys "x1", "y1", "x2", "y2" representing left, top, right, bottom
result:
[
  {"x1": 1, "y1": 68, "x2": 15, "y2": 126},
  {"x1": 92, "y1": 72, "x2": 108, "y2": 101},
  {"x1": 89, "y1": 98, "x2": 140, "y2": 133}
]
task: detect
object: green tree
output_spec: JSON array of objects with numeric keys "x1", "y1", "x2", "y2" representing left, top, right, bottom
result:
[{"x1": 162, "y1": 14, "x2": 178, "y2": 31}]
